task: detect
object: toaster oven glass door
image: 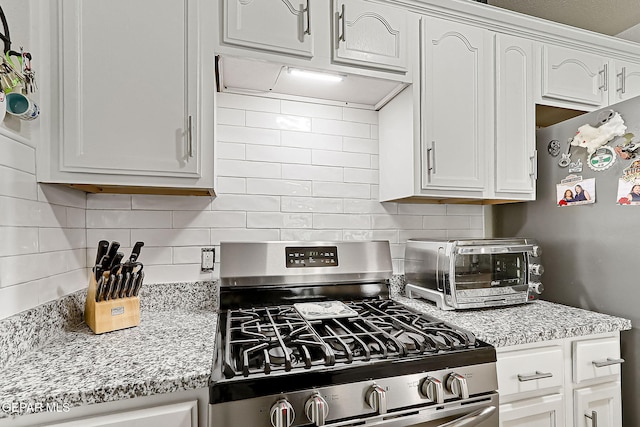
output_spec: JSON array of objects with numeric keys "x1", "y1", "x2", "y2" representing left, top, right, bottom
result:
[{"x1": 454, "y1": 252, "x2": 526, "y2": 289}]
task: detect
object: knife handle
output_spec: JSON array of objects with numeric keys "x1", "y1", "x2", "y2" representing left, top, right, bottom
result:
[
  {"x1": 120, "y1": 272, "x2": 131, "y2": 298},
  {"x1": 112, "y1": 274, "x2": 123, "y2": 300},
  {"x1": 132, "y1": 270, "x2": 145, "y2": 297},
  {"x1": 129, "y1": 241, "x2": 145, "y2": 263},
  {"x1": 95, "y1": 276, "x2": 104, "y2": 302},
  {"x1": 94, "y1": 240, "x2": 109, "y2": 268},
  {"x1": 110, "y1": 252, "x2": 125, "y2": 271}
]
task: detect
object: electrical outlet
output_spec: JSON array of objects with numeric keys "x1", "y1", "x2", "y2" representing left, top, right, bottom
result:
[{"x1": 201, "y1": 248, "x2": 215, "y2": 272}]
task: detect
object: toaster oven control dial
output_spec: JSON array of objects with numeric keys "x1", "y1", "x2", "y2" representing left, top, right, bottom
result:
[
  {"x1": 305, "y1": 393, "x2": 329, "y2": 426},
  {"x1": 529, "y1": 263, "x2": 544, "y2": 276},
  {"x1": 420, "y1": 376, "x2": 444, "y2": 404},
  {"x1": 531, "y1": 245, "x2": 542, "y2": 257},
  {"x1": 445, "y1": 372, "x2": 469, "y2": 399},
  {"x1": 366, "y1": 384, "x2": 387, "y2": 414},
  {"x1": 270, "y1": 399, "x2": 295, "y2": 427}
]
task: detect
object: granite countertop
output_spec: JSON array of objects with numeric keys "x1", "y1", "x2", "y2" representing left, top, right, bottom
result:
[
  {"x1": 0, "y1": 282, "x2": 217, "y2": 421},
  {"x1": 393, "y1": 294, "x2": 632, "y2": 347}
]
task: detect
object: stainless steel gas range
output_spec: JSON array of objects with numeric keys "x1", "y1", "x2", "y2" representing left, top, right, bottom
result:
[{"x1": 209, "y1": 241, "x2": 499, "y2": 427}]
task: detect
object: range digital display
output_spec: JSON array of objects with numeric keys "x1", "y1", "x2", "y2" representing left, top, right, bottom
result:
[{"x1": 285, "y1": 246, "x2": 338, "y2": 268}]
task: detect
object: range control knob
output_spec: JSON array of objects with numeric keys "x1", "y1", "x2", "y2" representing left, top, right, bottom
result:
[
  {"x1": 445, "y1": 372, "x2": 469, "y2": 399},
  {"x1": 270, "y1": 399, "x2": 295, "y2": 427},
  {"x1": 420, "y1": 376, "x2": 444, "y2": 404},
  {"x1": 531, "y1": 245, "x2": 542, "y2": 257},
  {"x1": 529, "y1": 264, "x2": 544, "y2": 276},
  {"x1": 366, "y1": 384, "x2": 387, "y2": 414},
  {"x1": 529, "y1": 282, "x2": 544, "y2": 295},
  {"x1": 305, "y1": 393, "x2": 329, "y2": 426}
]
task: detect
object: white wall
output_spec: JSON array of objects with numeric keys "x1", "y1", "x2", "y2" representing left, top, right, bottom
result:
[{"x1": 85, "y1": 93, "x2": 485, "y2": 285}]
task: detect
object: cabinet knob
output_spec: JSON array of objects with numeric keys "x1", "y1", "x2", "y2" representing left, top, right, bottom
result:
[
  {"x1": 446, "y1": 372, "x2": 469, "y2": 399},
  {"x1": 270, "y1": 399, "x2": 295, "y2": 427},
  {"x1": 366, "y1": 384, "x2": 387, "y2": 414},
  {"x1": 305, "y1": 393, "x2": 329, "y2": 426},
  {"x1": 420, "y1": 376, "x2": 444, "y2": 404}
]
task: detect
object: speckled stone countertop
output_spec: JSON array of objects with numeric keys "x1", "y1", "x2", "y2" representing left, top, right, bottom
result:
[
  {"x1": 393, "y1": 294, "x2": 632, "y2": 347},
  {"x1": 0, "y1": 282, "x2": 217, "y2": 420}
]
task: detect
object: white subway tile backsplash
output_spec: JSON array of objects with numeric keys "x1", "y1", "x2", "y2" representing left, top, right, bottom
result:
[
  {"x1": 281, "y1": 196, "x2": 343, "y2": 213},
  {"x1": 312, "y1": 118, "x2": 370, "y2": 138},
  {"x1": 447, "y1": 229, "x2": 484, "y2": 239},
  {"x1": 397, "y1": 204, "x2": 446, "y2": 215},
  {"x1": 0, "y1": 227, "x2": 39, "y2": 257},
  {"x1": 446, "y1": 204, "x2": 484, "y2": 215},
  {"x1": 344, "y1": 200, "x2": 397, "y2": 214},
  {"x1": 135, "y1": 246, "x2": 173, "y2": 266},
  {"x1": 344, "y1": 168, "x2": 378, "y2": 184},
  {"x1": 131, "y1": 229, "x2": 211, "y2": 247},
  {"x1": 370, "y1": 125, "x2": 379, "y2": 140},
  {"x1": 216, "y1": 177, "x2": 246, "y2": 194},
  {"x1": 0, "y1": 166, "x2": 37, "y2": 200},
  {"x1": 86, "y1": 210, "x2": 172, "y2": 229},
  {"x1": 172, "y1": 246, "x2": 205, "y2": 264},
  {"x1": 0, "y1": 196, "x2": 67, "y2": 228},
  {"x1": 312, "y1": 150, "x2": 370, "y2": 169},
  {"x1": 211, "y1": 194, "x2": 280, "y2": 212},
  {"x1": 217, "y1": 92, "x2": 280, "y2": 113},
  {"x1": 280, "y1": 229, "x2": 342, "y2": 241},
  {"x1": 247, "y1": 212, "x2": 312, "y2": 229},
  {"x1": 372, "y1": 215, "x2": 422, "y2": 230},
  {"x1": 282, "y1": 164, "x2": 343, "y2": 182},
  {"x1": 87, "y1": 194, "x2": 132, "y2": 210},
  {"x1": 342, "y1": 107, "x2": 377, "y2": 124},
  {"x1": 313, "y1": 214, "x2": 372, "y2": 229},
  {"x1": 217, "y1": 107, "x2": 246, "y2": 126},
  {"x1": 371, "y1": 155, "x2": 379, "y2": 169},
  {"x1": 470, "y1": 215, "x2": 484, "y2": 230},
  {"x1": 247, "y1": 178, "x2": 311, "y2": 196},
  {"x1": 36, "y1": 269, "x2": 88, "y2": 307},
  {"x1": 38, "y1": 184, "x2": 87, "y2": 209},
  {"x1": 217, "y1": 125, "x2": 280, "y2": 146},
  {"x1": 342, "y1": 230, "x2": 373, "y2": 240},
  {"x1": 281, "y1": 131, "x2": 342, "y2": 151},
  {"x1": 246, "y1": 145, "x2": 311, "y2": 165},
  {"x1": 312, "y1": 182, "x2": 370, "y2": 199},
  {"x1": 217, "y1": 159, "x2": 281, "y2": 179},
  {"x1": 399, "y1": 229, "x2": 447, "y2": 242},
  {"x1": 281, "y1": 100, "x2": 342, "y2": 120},
  {"x1": 342, "y1": 137, "x2": 378, "y2": 154},
  {"x1": 131, "y1": 195, "x2": 213, "y2": 211},
  {"x1": 87, "y1": 229, "x2": 131, "y2": 248},
  {"x1": 211, "y1": 228, "x2": 280, "y2": 245},
  {"x1": 246, "y1": 111, "x2": 312, "y2": 132},
  {"x1": 173, "y1": 211, "x2": 246, "y2": 228},
  {"x1": 66, "y1": 207, "x2": 86, "y2": 228},
  {"x1": 0, "y1": 249, "x2": 85, "y2": 289},
  {"x1": 39, "y1": 228, "x2": 86, "y2": 252},
  {"x1": 0, "y1": 135, "x2": 35, "y2": 174},
  {"x1": 218, "y1": 142, "x2": 246, "y2": 160},
  {"x1": 423, "y1": 215, "x2": 470, "y2": 230},
  {"x1": 0, "y1": 278, "x2": 42, "y2": 319}
]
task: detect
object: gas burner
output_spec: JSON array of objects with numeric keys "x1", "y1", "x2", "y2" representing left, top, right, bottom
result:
[{"x1": 268, "y1": 346, "x2": 294, "y2": 365}]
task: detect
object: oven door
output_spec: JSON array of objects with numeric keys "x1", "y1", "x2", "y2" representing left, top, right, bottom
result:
[{"x1": 331, "y1": 393, "x2": 499, "y2": 427}]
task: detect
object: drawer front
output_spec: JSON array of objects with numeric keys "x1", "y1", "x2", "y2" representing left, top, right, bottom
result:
[
  {"x1": 497, "y1": 346, "x2": 563, "y2": 397},
  {"x1": 573, "y1": 337, "x2": 622, "y2": 384}
]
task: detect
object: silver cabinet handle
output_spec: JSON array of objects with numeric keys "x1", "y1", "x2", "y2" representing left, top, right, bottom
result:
[
  {"x1": 598, "y1": 64, "x2": 608, "y2": 92},
  {"x1": 339, "y1": 3, "x2": 346, "y2": 42},
  {"x1": 187, "y1": 115, "x2": 194, "y2": 158},
  {"x1": 304, "y1": 0, "x2": 311, "y2": 36},
  {"x1": 529, "y1": 150, "x2": 538, "y2": 179},
  {"x1": 585, "y1": 410, "x2": 598, "y2": 427},
  {"x1": 439, "y1": 406, "x2": 497, "y2": 427},
  {"x1": 427, "y1": 141, "x2": 436, "y2": 174},
  {"x1": 517, "y1": 371, "x2": 553, "y2": 382},
  {"x1": 617, "y1": 66, "x2": 626, "y2": 94},
  {"x1": 593, "y1": 357, "x2": 625, "y2": 368}
]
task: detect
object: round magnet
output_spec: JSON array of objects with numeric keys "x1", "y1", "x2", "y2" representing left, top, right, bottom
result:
[
  {"x1": 548, "y1": 140, "x2": 561, "y2": 157},
  {"x1": 588, "y1": 146, "x2": 616, "y2": 171}
]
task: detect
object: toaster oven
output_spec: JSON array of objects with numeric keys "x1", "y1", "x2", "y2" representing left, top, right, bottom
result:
[{"x1": 404, "y1": 238, "x2": 544, "y2": 310}]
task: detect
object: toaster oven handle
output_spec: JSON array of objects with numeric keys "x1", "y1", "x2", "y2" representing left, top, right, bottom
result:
[
  {"x1": 436, "y1": 246, "x2": 445, "y2": 292},
  {"x1": 455, "y1": 244, "x2": 534, "y2": 255}
]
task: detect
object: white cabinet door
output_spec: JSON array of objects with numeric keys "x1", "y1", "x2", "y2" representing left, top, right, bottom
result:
[
  {"x1": 223, "y1": 0, "x2": 313, "y2": 58},
  {"x1": 609, "y1": 60, "x2": 640, "y2": 104},
  {"x1": 46, "y1": 401, "x2": 197, "y2": 427},
  {"x1": 60, "y1": 0, "x2": 201, "y2": 179},
  {"x1": 574, "y1": 382, "x2": 622, "y2": 427},
  {"x1": 500, "y1": 393, "x2": 564, "y2": 427},
  {"x1": 540, "y1": 44, "x2": 608, "y2": 108},
  {"x1": 495, "y1": 34, "x2": 536, "y2": 199},
  {"x1": 421, "y1": 16, "x2": 491, "y2": 191},
  {"x1": 332, "y1": 0, "x2": 407, "y2": 72}
]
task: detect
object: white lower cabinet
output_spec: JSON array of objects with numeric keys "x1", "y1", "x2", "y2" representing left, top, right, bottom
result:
[
  {"x1": 500, "y1": 393, "x2": 564, "y2": 427},
  {"x1": 46, "y1": 401, "x2": 197, "y2": 427},
  {"x1": 496, "y1": 332, "x2": 623, "y2": 427}
]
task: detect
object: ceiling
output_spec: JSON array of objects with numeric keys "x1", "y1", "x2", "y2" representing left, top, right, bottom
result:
[{"x1": 487, "y1": 0, "x2": 640, "y2": 37}]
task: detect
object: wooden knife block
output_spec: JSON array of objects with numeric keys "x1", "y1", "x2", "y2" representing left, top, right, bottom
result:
[{"x1": 85, "y1": 274, "x2": 140, "y2": 334}]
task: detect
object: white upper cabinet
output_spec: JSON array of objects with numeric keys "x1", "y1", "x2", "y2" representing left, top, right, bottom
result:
[
  {"x1": 332, "y1": 0, "x2": 408, "y2": 73},
  {"x1": 609, "y1": 60, "x2": 640, "y2": 104},
  {"x1": 540, "y1": 44, "x2": 608, "y2": 108},
  {"x1": 495, "y1": 34, "x2": 536, "y2": 199},
  {"x1": 223, "y1": 0, "x2": 313, "y2": 58},
  {"x1": 421, "y1": 16, "x2": 491, "y2": 192},
  {"x1": 38, "y1": 0, "x2": 216, "y2": 195}
]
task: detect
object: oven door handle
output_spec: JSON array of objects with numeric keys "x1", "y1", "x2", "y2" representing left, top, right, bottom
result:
[{"x1": 439, "y1": 406, "x2": 497, "y2": 427}]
